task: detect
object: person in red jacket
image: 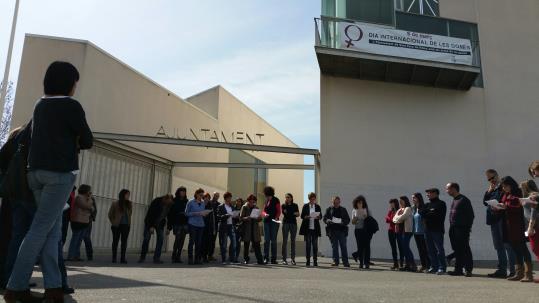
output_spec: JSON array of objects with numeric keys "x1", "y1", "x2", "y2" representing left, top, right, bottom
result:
[
  {"x1": 493, "y1": 176, "x2": 534, "y2": 282},
  {"x1": 386, "y1": 199, "x2": 403, "y2": 270}
]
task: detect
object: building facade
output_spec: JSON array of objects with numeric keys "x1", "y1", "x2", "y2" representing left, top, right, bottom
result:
[
  {"x1": 317, "y1": 0, "x2": 539, "y2": 260},
  {"x1": 11, "y1": 34, "x2": 304, "y2": 252}
]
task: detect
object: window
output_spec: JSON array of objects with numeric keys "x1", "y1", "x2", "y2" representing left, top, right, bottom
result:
[
  {"x1": 346, "y1": 0, "x2": 395, "y2": 25},
  {"x1": 396, "y1": 0, "x2": 439, "y2": 17}
]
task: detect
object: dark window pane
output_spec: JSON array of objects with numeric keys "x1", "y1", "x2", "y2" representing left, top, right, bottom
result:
[
  {"x1": 403, "y1": 0, "x2": 439, "y2": 16},
  {"x1": 346, "y1": 0, "x2": 394, "y2": 25},
  {"x1": 395, "y1": 11, "x2": 447, "y2": 35}
]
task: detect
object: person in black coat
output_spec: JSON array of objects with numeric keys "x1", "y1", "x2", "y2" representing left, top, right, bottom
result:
[
  {"x1": 216, "y1": 192, "x2": 238, "y2": 264},
  {"x1": 299, "y1": 192, "x2": 322, "y2": 267},
  {"x1": 138, "y1": 195, "x2": 173, "y2": 264},
  {"x1": 167, "y1": 187, "x2": 189, "y2": 263},
  {"x1": 323, "y1": 196, "x2": 351, "y2": 267},
  {"x1": 446, "y1": 183, "x2": 475, "y2": 277},
  {"x1": 263, "y1": 186, "x2": 281, "y2": 264}
]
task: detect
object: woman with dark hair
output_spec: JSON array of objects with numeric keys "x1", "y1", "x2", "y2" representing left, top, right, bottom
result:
[
  {"x1": 351, "y1": 195, "x2": 372, "y2": 269},
  {"x1": 167, "y1": 187, "x2": 189, "y2": 263},
  {"x1": 412, "y1": 193, "x2": 430, "y2": 272},
  {"x1": 241, "y1": 195, "x2": 264, "y2": 265},
  {"x1": 281, "y1": 193, "x2": 299, "y2": 265},
  {"x1": 262, "y1": 186, "x2": 281, "y2": 264},
  {"x1": 299, "y1": 192, "x2": 322, "y2": 267},
  {"x1": 67, "y1": 185, "x2": 95, "y2": 261},
  {"x1": 108, "y1": 189, "x2": 132, "y2": 263},
  {"x1": 494, "y1": 176, "x2": 534, "y2": 282},
  {"x1": 393, "y1": 196, "x2": 416, "y2": 271},
  {"x1": 385, "y1": 199, "x2": 403, "y2": 270},
  {"x1": 519, "y1": 180, "x2": 539, "y2": 283}
]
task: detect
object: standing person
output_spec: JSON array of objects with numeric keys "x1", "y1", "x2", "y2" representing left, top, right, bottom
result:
[
  {"x1": 232, "y1": 198, "x2": 244, "y2": 261},
  {"x1": 167, "y1": 187, "x2": 189, "y2": 263},
  {"x1": 201, "y1": 193, "x2": 215, "y2": 263},
  {"x1": 61, "y1": 187, "x2": 76, "y2": 248},
  {"x1": 393, "y1": 196, "x2": 416, "y2": 272},
  {"x1": 81, "y1": 196, "x2": 96, "y2": 261},
  {"x1": 483, "y1": 169, "x2": 515, "y2": 278},
  {"x1": 217, "y1": 192, "x2": 238, "y2": 264},
  {"x1": 351, "y1": 195, "x2": 372, "y2": 269},
  {"x1": 528, "y1": 161, "x2": 539, "y2": 179},
  {"x1": 0, "y1": 126, "x2": 31, "y2": 291},
  {"x1": 281, "y1": 193, "x2": 299, "y2": 265},
  {"x1": 206, "y1": 192, "x2": 220, "y2": 262},
  {"x1": 262, "y1": 186, "x2": 281, "y2": 264},
  {"x1": 520, "y1": 181, "x2": 539, "y2": 264},
  {"x1": 386, "y1": 199, "x2": 403, "y2": 270},
  {"x1": 67, "y1": 185, "x2": 94, "y2": 262},
  {"x1": 185, "y1": 189, "x2": 208, "y2": 265},
  {"x1": 108, "y1": 189, "x2": 132, "y2": 264},
  {"x1": 420, "y1": 188, "x2": 447, "y2": 275},
  {"x1": 4, "y1": 61, "x2": 93, "y2": 303},
  {"x1": 138, "y1": 194, "x2": 173, "y2": 264},
  {"x1": 240, "y1": 195, "x2": 264, "y2": 265},
  {"x1": 323, "y1": 196, "x2": 351, "y2": 267},
  {"x1": 411, "y1": 193, "x2": 430, "y2": 272},
  {"x1": 493, "y1": 176, "x2": 534, "y2": 282},
  {"x1": 299, "y1": 193, "x2": 322, "y2": 267},
  {"x1": 446, "y1": 183, "x2": 475, "y2": 277}
]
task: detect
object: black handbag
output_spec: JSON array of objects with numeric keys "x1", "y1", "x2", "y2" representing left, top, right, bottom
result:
[{"x1": 365, "y1": 216, "x2": 379, "y2": 235}]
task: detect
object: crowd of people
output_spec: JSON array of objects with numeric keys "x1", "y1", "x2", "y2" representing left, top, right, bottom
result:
[{"x1": 0, "y1": 61, "x2": 538, "y2": 303}]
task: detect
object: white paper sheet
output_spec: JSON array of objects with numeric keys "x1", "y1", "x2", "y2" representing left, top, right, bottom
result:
[
  {"x1": 232, "y1": 210, "x2": 240, "y2": 218},
  {"x1": 250, "y1": 209, "x2": 260, "y2": 218},
  {"x1": 519, "y1": 198, "x2": 533, "y2": 205},
  {"x1": 332, "y1": 217, "x2": 342, "y2": 224},
  {"x1": 199, "y1": 209, "x2": 213, "y2": 216},
  {"x1": 272, "y1": 219, "x2": 282, "y2": 224},
  {"x1": 310, "y1": 212, "x2": 320, "y2": 218},
  {"x1": 485, "y1": 199, "x2": 500, "y2": 207}
]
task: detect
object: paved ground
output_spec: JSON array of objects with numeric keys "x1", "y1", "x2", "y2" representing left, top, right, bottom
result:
[{"x1": 4, "y1": 255, "x2": 538, "y2": 303}]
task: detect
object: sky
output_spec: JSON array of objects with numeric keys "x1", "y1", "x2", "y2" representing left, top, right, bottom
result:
[{"x1": 0, "y1": 0, "x2": 321, "y2": 199}]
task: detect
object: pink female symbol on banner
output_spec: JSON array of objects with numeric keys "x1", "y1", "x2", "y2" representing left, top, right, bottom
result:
[{"x1": 344, "y1": 24, "x2": 363, "y2": 48}]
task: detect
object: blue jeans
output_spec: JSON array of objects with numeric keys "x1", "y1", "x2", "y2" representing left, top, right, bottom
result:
[
  {"x1": 219, "y1": 225, "x2": 237, "y2": 262},
  {"x1": 330, "y1": 229, "x2": 349, "y2": 266},
  {"x1": 67, "y1": 224, "x2": 87, "y2": 259},
  {"x1": 425, "y1": 231, "x2": 446, "y2": 271},
  {"x1": 490, "y1": 220, "x2": 516, "y2": 273},
  {"x1": 397, "y1": 232, "x2": 415, "y2": 267},
  {"x1": 140, "y1": 225, "x2": 164, "y2": 261},
  {"x1": 58, "y1": 240, "x2": 68, "y2": 288},
  {"x1": 4, "y1": 200, "x2": 35, "y2": 286},
  {"x1": 188, "y1": 225, "x2": 204, "y2": 260},
  {"x1": 7, "y1": 170, "x2": 76, "y2": 290},
  {"x1": 82, "y1": 222, "x2": 93, "y2": 259},
  {"x1": 263, "y1": 221, "x2": 279, "y2": 261}
]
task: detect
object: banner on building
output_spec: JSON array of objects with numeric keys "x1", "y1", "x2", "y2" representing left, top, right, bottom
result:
[{"x1": 338, "y1": 21, "x2": 473, "y2": 66}]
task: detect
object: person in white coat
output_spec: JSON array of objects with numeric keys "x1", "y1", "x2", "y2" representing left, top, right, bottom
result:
[{"x1": 393, "y1": 196, "x2": 417, "y2": 271}]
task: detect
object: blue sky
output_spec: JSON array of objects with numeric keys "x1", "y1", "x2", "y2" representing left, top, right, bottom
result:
[{"x1": 0, "y1": 0, "x2": 321, "y2": 199}]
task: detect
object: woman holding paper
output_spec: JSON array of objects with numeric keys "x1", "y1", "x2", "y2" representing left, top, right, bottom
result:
[
  {"x1": 281, "y1": 193, "x2": 299, "y2": 265},
  {"x1": 262, "y1": 186, "x2": 281, "y2": 265},
  {"x1": 351, "y1": 195, "x2": 372, "y2": 269},
  {"x1": 519, "y1": 180, "x2": 539, "y2": 278},
  {"x1": 412, "y1": 193, "x2": 430, "y2": 272},
  {"x1": 393, "y1": 196, "x2": 416, "y2": 272},
  {"x1": 240, "y1": 195, "x2": 264, "y2": 265},
  {"x1": 495, "y1": 176, "x2": 534, "y2": 282},
  {"x1": 299, "y1": 192, "x2": 322, "y2": 267},
  {"x1": 217, "y1": 192, "x2": 238, "y2": 264}
]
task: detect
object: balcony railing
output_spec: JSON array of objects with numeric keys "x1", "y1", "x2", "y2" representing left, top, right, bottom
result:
[{"x1": 314, "y1": 13, "x2": 482, "y2": 90}]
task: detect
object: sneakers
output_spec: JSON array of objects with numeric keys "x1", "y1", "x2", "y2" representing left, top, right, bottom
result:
[
  {"x1": 436, "y1": 269, "x2": 446, "y2": 275},
  {"x1": 281, "y1": 260, "x2": 288, "y2": 265}
]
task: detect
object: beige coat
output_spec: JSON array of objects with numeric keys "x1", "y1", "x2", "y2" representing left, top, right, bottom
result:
[
  {"x1": 71, "y1": 195, "x2": 94, "y2": 224},
  {"x1": 393, "y1": 207, "x2": 413, "y2": 233},
  {"x1": 108, "y1": 200, "x2": 133, "y2": 226}
]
